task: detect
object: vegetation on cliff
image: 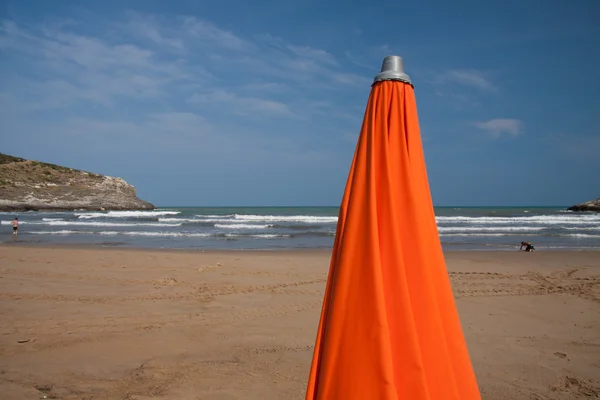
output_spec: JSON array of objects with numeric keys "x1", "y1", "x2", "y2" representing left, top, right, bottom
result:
[{"x1": 0, "y1": 153, "x2": 154, "y2": 211}]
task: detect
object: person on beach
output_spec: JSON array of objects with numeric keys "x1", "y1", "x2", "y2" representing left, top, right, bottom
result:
[
  {"x1": 519, "y1": 241, "x2": 535, "y2": 252},
  {"x1": 11, "y1": 217, "x2": 19, "y2": 235}
]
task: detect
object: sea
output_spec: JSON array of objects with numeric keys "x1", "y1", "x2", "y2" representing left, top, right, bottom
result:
[{"x1": 1, "y1": 207, "x2": 599, "y2": 251}]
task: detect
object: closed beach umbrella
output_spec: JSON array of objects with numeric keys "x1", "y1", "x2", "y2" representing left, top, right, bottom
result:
[{"x1": 305, "y1": 56, "x2": 481, "y2": 399}]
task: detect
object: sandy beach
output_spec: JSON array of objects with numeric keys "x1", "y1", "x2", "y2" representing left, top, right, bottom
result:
[{"x1": 0, "y1": 246, "x2": 599, "y2": 399}]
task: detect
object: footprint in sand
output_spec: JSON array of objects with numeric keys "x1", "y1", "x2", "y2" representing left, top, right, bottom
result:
[{"x1": 550, "y1": 375, "x2": 600, "y2": 397}]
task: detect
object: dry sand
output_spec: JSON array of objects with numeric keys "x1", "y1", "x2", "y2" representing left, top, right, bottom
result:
[{"x1": 0, "y1": 245, "x2": 599, "y2": 399}]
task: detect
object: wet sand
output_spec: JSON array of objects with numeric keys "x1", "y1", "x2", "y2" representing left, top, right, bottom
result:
[{"x1": 0, "y1": 246, "x2": 599, "y2": 399}]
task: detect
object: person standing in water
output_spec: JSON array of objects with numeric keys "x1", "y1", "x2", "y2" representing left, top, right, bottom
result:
[{"x1": 11, "y1": 217, "x2": 19, "y2": 235}]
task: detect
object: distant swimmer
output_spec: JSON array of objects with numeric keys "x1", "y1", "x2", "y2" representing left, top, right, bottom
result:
[
  {"x1": 11, "y1": 217, "x2": 19, "y2": 235},
  {"x1": 519, "y1": 241, "x2": 535, "y2": 252}
]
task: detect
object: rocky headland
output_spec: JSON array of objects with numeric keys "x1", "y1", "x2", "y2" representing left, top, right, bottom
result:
[
  {"x1": 0, "y1": 153, "x2": 154, "y2": 212},
  {"x1": 567, "y1": 198, "x2": 600, "y2": 212}
]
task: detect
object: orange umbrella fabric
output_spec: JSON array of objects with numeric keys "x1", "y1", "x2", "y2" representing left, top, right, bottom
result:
[{"x1": 305, "y1": 56, "x2": 481, "y2": 400}]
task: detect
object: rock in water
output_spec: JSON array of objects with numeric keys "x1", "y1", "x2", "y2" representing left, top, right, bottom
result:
[
  {"x1": 567, "y1": 198, "x2": 600, "y2": 212},
  {"x1": 0, "y1": 153, "x2": 155, "y2": 211}
]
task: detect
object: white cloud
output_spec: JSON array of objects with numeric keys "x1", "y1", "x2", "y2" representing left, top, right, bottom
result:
[
  {"x1": 344, "y1": 51, "x2": 372, "y2": 70},
  {"x1": 182, "y1": 17, "x2": 253, "y2": 51},
  {"x1": 434, "y1": 90, "x2": 479, "y2": 110},
  {"x1": 332, "y1": 72, "x2": 371, "y2": 86},
  {"x1": 377, "y1": 44, "x2": 392, "y2": 54},
  {"x1": 0, "y1": 19, "x2": 200, "y2": 109},
  {"x1": 0, "y1": 12, "x2": 366, "y2": 168},
  {"x1": 65, "y1": 118, "x2": 144, "y2": 137},
  {"x1": 286, "y1": 44, "x2": 338, "y2": 66},
  {"x1": 473, "y1": 118, "x2": 522, "y2": 138},
  {"x1": 188, "y1": 90, "x2": 299, "y2": 118},
  {"x1": 0, "y1": 13, "x2": 367, "y2": 114},
  {"x1": 65, "y1": 112, "x2": 210, "y2": 137},
  {"x1": 438, "y1": 69, "x2": 494, "y2": 91},
  {"x1": 250, "y1": 33, "x2": 368, "y2": 86},
  {"x1": 120, "y1": 13, "x2": 184, "y2": 51},
  {"x1": 240, "y1": 82, "x2": 287, "y2": 93},
  {"x1": 55, "y1": 113, "x2": 222, "y2": 157}
]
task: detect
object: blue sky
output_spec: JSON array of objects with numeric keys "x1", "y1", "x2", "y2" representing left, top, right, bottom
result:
[{"x1": 1, "y1": 0, "x2": 598, "y2": 207}]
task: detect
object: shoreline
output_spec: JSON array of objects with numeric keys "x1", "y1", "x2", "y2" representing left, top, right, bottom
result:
[
  {"x1": 0, "y1": 242, "x2": 333, "y2": 253},
  {"x1": 2, "y1": 240, "x2": 599, "y2": 253}
]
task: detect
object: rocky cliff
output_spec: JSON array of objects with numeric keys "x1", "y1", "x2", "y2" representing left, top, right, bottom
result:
[
  {"x1": 0, "y1": 153, "x2": 154, "y2": 211},
  {"x1": 567, "y1": 198, "x2": 600, "y2": 212}
]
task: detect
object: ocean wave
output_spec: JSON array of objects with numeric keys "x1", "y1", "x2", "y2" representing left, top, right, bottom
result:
[
  {"x1": 29, "y1": 230, "x2": 211, "y2": 237},
  {"x1": 76, "y1": 210, "x2": 181, "y2": 219},
  {"x1": 232, "y1": 214, "x2": 338, "y2": 223},
  {"x1": 214, "y1": 223, "x2": 272, "y2": 229},
  {"x1": 29, "y1": 230, "x2": 78, "y2": 235},
  {"x1": 439, "y1": 233, "x2": 535, "y2": 237},
  {"x1": 47, "y1": 221, "x2": 181, "y2": 227},
  {"x1": 159, "y1": 218, "x2": 241, "y2": 225},
  {"x1": 185, "y1": 218, "x2": 221, "y2": 222},
  {"x1": 3, "y1": 220, "x2": 180, "y2": 227},
  {"x1": 158, "y1": 218, "x2": 200, "y2": 222},
  {"x1": 118, "y1": 231, "x2": 211, "y2": 237},
  {"x1": 568, "y1": 233, "x2": 600, "y2": 238},
  {"x1": 1, "y1": 220, "x2": 29, "y2": 225},
  {"x1": 437, "y1": 226, "x2": 543, "y2": 233},
  {"x1": 195, "y1": 214, "x2": 236, "y2": 219},
  {"x1": 26, "y1": 230, "x2": 306, "y2": 239},
  {"x1": 436, "y1": 215, "x2": 600, "y2": 225},
  {"x1": 290, "y1": 231, "x2": 336, "y2": 238},
  {"x1": 190, "y1": 216, "x2": 339, "y2": 224},
  {"x1": 270, "y1": 223, "x2": 324, "y2": 230},
  {"x1": 224, "y1": 233, "x2": 289, "y2": 238},
  {"x1": 439, "y1": 232, "x2": 600, "y2": 238}
]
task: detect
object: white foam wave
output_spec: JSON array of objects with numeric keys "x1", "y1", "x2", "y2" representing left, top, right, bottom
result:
[
  {"x1": 44, "y1": 221, "x2": 181, "y2": 227},
  {"x1": 161, "y1": 217, "x2": 253, "y2": 224},
  {"x1": 196, "y1": 218, "x2": 242, "y2": 223},
  {"x1": 158, "y1": 218, "x2": 201, "y2": 223},
  {"x1": 76, "y1": 210, "x2": 180, "y2": 219},
  {"x1": 439, "y1": 232, "x2": 600, "y2": 238},
  {"x1": 1, "y1": 220, "x2": 28, "y2": 225},
  {"x1": 195, "y1": 214, "x2": 235, "y2": 219},
  {"x1": 568, "y1": 233, "x2": 600, "y2": 238},
  {"x1": 214, "y1": 224, "x2": 271, "y2": 229},
  {"x1": 439, "y1": 233, "x2": 530, "y2": 237},
  {"x1": 233, "y1": 214, "x2": 338, "y2": 223},
  {"x1": 562, "y1": 226, "x2": 600, "y2": 231},
  {"x1": 43, "y1": 218, "x2": 64, "y2": 222},
  {"x1": 29, "y1": 230, "x2": 78, "y2": 235},
  {"x1": 438, "y1": 226, "x2": 542, "y2": 233},
  {"x1": 118, "y1": 231, "x2": 211, "y2": 237},
  {"x1": 30, "y1": 230, "x2": 210, "y2": 237},
  {"x1": 436, "y1": 215, "x2": 600, "y2": 225},
  {"x1": 225, "y1": 233, "x2": 288, "y2": 238}
]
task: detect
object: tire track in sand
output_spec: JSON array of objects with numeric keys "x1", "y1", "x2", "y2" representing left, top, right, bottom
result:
[
  {"x1": 450, "y1": 270, "x2": 600, "y2": 302},
  {"x1": 0, "y1": 278, "x2": 326, "y2": 304}
]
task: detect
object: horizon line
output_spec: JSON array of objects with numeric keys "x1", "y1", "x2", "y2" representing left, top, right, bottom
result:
[{"x1": 154, "y1": 205, "x2": 570, "y2": 208}]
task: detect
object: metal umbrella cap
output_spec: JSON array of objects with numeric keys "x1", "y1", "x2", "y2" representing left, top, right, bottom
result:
[{"x1": 373, "y1": 55, "x2": 412, "y2": 85}]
